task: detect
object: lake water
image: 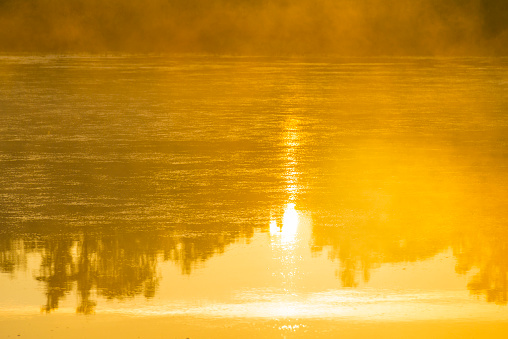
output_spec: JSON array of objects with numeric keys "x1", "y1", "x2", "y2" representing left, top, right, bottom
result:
[{"x1": 0, "y1": 55, "x2": 508, "y2": 338}]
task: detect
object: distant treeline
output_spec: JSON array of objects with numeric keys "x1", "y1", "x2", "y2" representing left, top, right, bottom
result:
[{"x1": 0, "y1": 0, "x2": 507, "y2": 54}]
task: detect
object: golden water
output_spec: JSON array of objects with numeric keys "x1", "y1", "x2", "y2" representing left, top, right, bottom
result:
[{"x1": 0, "y1": 56, "x2": 507, "y2": 338}]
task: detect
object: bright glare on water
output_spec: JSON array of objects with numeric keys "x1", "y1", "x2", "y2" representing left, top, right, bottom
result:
[{"x1": 0, "y1": 55, "x2": 508, "y2": 338}]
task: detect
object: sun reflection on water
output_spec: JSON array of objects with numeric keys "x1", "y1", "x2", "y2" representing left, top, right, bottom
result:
[
  {"x1": 282, "y1": 203, "x2": 299, "y2": 241},
  {"x1": 283, "y1": 116, "x2": 301, "y2": 203},
  {"x1": 269, "y1": 203, "x2": 299, "y2": 244},
  {"x1": 269, "y1": 202, "x2": 306, "y2": 304}
]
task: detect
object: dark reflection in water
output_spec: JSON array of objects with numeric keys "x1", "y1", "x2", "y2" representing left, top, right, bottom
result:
[
  {"x1": 0, "y1": 56, "x2": 507, "y2": 313},
  {"x1": 311, "y1": 206, "x2": 508, "y2": 301},
  {"x1": 309, "y1": 135, "x2": 508, "y2": 299},
  {"x1": 455, "y1": 226, "x2": 508, "y2": 305},
  {"x1": 0, "y1": 226, "x2": 261, "y2": 313}
]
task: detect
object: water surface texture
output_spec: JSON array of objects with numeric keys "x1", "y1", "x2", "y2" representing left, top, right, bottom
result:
[{"x1": 1, "y1": 56, "x2": 508, "y2": 338}]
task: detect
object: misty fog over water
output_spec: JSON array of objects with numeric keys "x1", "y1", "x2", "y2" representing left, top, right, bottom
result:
[{"x1": 1, "y1": 0, "x2": 508, "y2": 55}]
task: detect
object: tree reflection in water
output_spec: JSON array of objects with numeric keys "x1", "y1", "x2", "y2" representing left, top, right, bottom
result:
[
  {"x1": 311, "y1": 216, "x2": 451, "y2": 288},
  {"x1": 0, "y1": 206, "x2": 507, "y2": 313},
  {"x1": 310, "y1": 212, "x2": 508, "y2": 300},
  {"x1": 0, "y1": 221, "x2": 258, "y2": 314},
  {"x1": 455, "y1": 227, "x2": 508, "y2": 305}
]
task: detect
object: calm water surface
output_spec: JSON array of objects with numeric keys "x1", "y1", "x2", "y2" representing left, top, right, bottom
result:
[{"x1": 1, "y1": 55, "x2": 508, "y2": 338}]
